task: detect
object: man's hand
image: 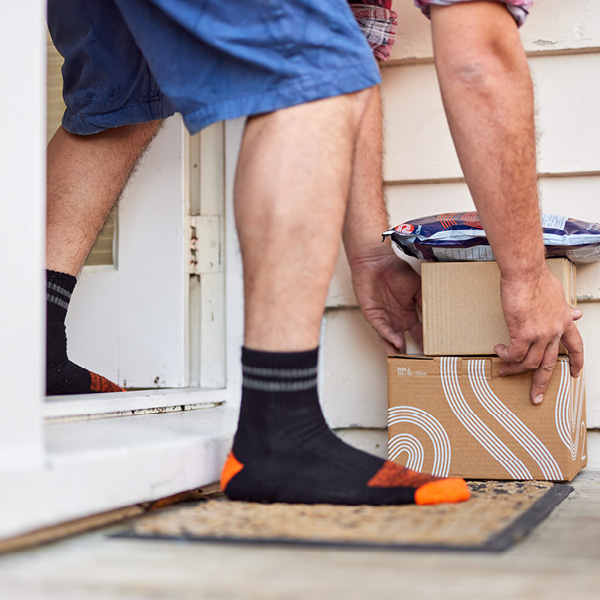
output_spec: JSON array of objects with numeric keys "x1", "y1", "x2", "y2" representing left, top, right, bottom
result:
[
  {"x1": 350, "y1": 251, "x2": 423, "y2": 354},
  {"x1": 494, "y1": 268, "x2": 584, "y2": 405}
]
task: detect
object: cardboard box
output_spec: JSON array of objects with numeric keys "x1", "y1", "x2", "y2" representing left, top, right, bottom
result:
[
  {"x1": 387, "y1": 354, "x2": 587, "y2": 481},
  {"x1": 422, "y1": 258, "x2": 576, "y2": 356}
]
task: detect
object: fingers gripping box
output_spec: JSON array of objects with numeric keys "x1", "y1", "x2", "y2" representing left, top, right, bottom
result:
[{"x1": 387, "y1": 355, "x2": 587, "y2": 481}]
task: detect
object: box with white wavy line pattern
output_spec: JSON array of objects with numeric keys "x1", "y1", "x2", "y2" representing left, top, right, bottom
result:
[{"x1": 387, "y1": 355, "x2": 587, "y2": 481}]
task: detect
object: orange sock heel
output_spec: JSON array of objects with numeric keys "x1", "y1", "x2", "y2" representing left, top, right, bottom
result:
[{"x1": 220, "y1": 452, "x2": 244, "y2": 492}]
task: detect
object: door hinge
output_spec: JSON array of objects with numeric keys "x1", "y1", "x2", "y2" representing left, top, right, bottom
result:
[{"x1": 186, "y1": 215, "x2": 221, "y2": 275}]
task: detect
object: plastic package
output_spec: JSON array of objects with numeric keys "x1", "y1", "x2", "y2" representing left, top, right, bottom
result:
[{"x1": 383, "y1": 212, "x2": 600, "y2": 264}]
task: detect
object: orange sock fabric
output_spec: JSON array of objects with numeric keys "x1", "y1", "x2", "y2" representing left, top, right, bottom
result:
[
  {"x1": 89, "y1": 371, "x2": 125, "y2": 393},
  {"x1": 367, "y1": 460, "x2": 470, "y2": 505}
]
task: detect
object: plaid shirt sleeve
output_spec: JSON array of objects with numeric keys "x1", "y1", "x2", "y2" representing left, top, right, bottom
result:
[
  {"x1": 349, "y1": 1, "x2": 398, "y2": 62},
  {"x1": 414, "y1": 0, "x2": 534, "y2": 27}
]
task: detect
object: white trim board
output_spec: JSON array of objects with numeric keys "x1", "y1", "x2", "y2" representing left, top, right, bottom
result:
[
  {"x1": 0, "y1": 0, "x2": 46, "y2": 470},
  {"x1": 0, "y1": 406, "x2": 237, "y2": 540},
  {"x1": 45, "y1": 388, "x2": 229, "y2": 420}
]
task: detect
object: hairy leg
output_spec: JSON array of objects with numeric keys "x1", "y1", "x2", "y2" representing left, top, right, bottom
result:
[
  {"x1": 235, "y1": 93, "x2": 369, "y2": 351},
  {"x1": 47, "y1": 121, "x2": 162, "y2": 275},
  {"x1": 223, "y1": 92, "x2": 470, "y2": 505},
  {"x1": 45, "y1": 121, "x2": 161, "y2": 394}
]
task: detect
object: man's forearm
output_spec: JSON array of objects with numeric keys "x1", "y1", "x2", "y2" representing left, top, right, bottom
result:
[
  {"x1": 430, "y1": 2, "x2": 583, "y2": 403},
  {"x1": 342, "y1": 86, "x2": 391, "y2": 265},
  {"x1": 430, "y1": 2, "x2": 545, "y2": 280},
  {"x1": 342, "y1": 85, "x2": 423, "y2": 353}
]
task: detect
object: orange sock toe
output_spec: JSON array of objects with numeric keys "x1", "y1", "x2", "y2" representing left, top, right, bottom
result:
[
  {"x1": 90, "y1": 371, "x2": 125, "y2": 392},
  {"x1": 414, "y1": 478, "x2": 471, "y2": 505}
]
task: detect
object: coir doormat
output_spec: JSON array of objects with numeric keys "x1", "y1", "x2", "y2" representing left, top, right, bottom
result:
[{"x1": 115, "y1": 481, "x2": 572, "y2": 552}]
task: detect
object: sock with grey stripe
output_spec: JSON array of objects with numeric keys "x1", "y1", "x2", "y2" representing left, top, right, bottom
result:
[
  {"x1": 46, "y1": 270, "x2": 123, "y2": 395},
  {"x1": 220, "y1": 347, "x2": 470, "y2": 505}
]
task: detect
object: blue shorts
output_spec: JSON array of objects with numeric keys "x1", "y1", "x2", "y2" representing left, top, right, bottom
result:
[{"x1": 48, "y1": 0, "x2": 381, "y2": 136}]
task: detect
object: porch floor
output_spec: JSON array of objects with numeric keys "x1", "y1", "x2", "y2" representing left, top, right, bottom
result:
[{"x1": 0, "y1": 469, "x2": 598, "y2": 600}]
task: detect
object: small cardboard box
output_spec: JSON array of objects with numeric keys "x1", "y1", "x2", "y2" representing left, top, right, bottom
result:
[
  {"x1": 422, "y1": 258, "x2": 576, "y2": 356},
  {"x1": 387, "y1": 354, "x2": 587, "y2": 481}
]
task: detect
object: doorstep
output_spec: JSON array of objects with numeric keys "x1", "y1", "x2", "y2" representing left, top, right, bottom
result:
[{"x1": 0, "y1": 401, "x2": 236, "y2": 540}]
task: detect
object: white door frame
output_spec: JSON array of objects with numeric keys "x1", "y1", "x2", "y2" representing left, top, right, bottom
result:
[
  {"x1": 0, "y1": 2, "x2": 46, "y2": 473},
  {"x1": 0, "y1": 5, "x2": 246, "y2": 541}
]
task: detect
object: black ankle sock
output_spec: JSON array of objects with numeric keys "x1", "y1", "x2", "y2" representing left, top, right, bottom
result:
[
  {"x1": 46, "y1": 270, "x2": 123, "y2": 395},
  {"x1": 221, "y1": 347, "x2": 469, "y2": 506}
]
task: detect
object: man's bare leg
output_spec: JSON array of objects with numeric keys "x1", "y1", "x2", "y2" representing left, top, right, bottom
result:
[
  {"x1": 46, "y1": 121, "x2": 161, "y2": 395},
  {"x1": 235, "y1": 93, "x2": 366, "y2": 351},
  {"x1": 220, "y1": 92, "x2": 470, "y2": 506},
  {"x1": 47, "y1": 121, "x2": 162, "y2": 275}
]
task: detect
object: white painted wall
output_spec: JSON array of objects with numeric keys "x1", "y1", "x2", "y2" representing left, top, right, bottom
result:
[{"x1": 322, "y1": 0, "x2": 600, "y2": 436}]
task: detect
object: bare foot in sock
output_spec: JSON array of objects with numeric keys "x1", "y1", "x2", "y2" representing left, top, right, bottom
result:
[
  {"x1": 46, "y1": 270, "x2": 124, "y2": 395},
  {"x1": 220, "y1": 348, "x2": 469, "y2": 506}
]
